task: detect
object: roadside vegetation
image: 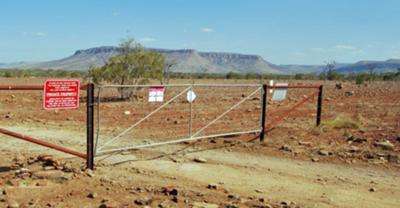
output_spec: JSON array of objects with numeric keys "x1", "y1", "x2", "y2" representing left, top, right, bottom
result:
[
  {"x1": 322, "y1": 115, "x2": 361, "y2": 129},
  {"x1": 2, "y1": 68, "x2": 399, "y2": 83}
]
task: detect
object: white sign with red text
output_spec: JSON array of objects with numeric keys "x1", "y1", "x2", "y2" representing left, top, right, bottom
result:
[{"x1": 148, "y1": 86, "x2": 165, "y2": 102}]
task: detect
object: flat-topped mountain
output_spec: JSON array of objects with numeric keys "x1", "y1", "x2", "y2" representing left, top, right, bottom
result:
[
  {"x1": 5, "y1": 46, "x2": 283, "y2": 74},
  {"x1": 2, "y1": 46, "x2": 400, "y2": 74}
]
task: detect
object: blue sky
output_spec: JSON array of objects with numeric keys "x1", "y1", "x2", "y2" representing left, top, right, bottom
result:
[{"x1": 1, "y1": 0, "x2": 400, "y2": 64}]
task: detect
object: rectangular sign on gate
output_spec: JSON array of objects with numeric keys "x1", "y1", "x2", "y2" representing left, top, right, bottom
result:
[
  {"x1": 43, "y1": 80, "x2": 80, "y2": 110},
  {"x1": 148, "y1": 86, "x2": 165, "y2": 102}
]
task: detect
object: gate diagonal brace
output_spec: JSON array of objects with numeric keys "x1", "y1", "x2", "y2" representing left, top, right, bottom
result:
[
  {"x1": 191, "y1": 86, "x2": 262, "y2": 138},
  {"x1": 265, "y1": 88, "x2": 320, "y2": 130},
  {"x1": 97, "y1": 86, "x2": 191, "y2": 152}
]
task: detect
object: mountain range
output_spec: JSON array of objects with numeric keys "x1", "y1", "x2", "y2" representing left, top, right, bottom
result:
[{"x1": 1, "y1": 46, "x2": 400, "y2": 74}]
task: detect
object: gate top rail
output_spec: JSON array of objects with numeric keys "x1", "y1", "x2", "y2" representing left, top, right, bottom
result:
[
  {"x1": 99, "y1": 83, "x2": 262, "y2": 88},
  {"x1": 0, "y1": 85, "x2": 88, "y2": 91},
  {"x1": 99, "y1": 83, "x2": 321, "y2": 89}
]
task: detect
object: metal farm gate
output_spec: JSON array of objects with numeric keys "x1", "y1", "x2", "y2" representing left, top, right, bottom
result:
[{"x1": 94, "y1": 83, "x2": 323, "y2": 156}]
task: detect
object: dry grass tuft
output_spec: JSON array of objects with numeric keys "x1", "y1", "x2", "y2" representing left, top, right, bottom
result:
[{"x1": 323, "y1": 115, "x2": 361, "y2": 129}]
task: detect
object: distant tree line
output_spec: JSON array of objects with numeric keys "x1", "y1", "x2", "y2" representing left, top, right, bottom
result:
[
  {"x1": 0, "y1": 68, "x2": 85, "y2": 78},
  {"x1": 1, "y1": 68, "x2": 399, "y2": 84}
]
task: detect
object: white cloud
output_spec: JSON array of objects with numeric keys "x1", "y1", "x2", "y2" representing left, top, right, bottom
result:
[
  {"x1": 334, "y1": 44, "x2": 356, "y2": 50},
  {"x1": 35, "y1": 32, "x2": 47, "y2": 37},
  {"x1": 139, "y1": 37, "x2": 156, "y2": 43},
  {"x1": 390, "y1": 51, "x2": 400, "y2": 59},
  {"x1": 201, "y1": 27, "x2": 213, "y2": 33},
  {"x1": 334, "y1": 44, "x2": 365, "y2": 55}
]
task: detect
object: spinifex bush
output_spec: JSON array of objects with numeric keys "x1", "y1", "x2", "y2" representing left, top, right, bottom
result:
[{"x1": 323, "y1": 115, "x2": 361, "y2": 129}]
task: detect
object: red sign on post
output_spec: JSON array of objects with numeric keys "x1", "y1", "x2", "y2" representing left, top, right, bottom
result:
[{"x1": 43, "y1": 80, "x2": 80, "y2": 110}]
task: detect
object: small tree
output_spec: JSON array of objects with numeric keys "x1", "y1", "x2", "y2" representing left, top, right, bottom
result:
[
  {"x1": 88, "y1": 38, "x2": 165, "y2": 99},
  {"x1": 226, "y1": 71, "x2": 240, "y2": 79},
  {"x1": 324, "y1": 61, "x2": 337, "y2": 81},
  {"x1": 368, "y1": 65, "x2": 376, "y2": 82},
  {"x1": 161, "y1": 58, "x2": 177, "y2": 85}
]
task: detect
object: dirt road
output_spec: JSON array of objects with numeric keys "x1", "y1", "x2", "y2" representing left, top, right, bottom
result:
[{"x1": 100, "y1": 145, "x2": 400, "y2": 208}]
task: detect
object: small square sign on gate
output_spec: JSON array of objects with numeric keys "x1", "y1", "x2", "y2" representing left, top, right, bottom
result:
[
  {"x1": 148, "y1": 86, "x2": 165, "y2": 102},
  {"x1": 43, "y1": 80, "x2": 80, "y2": 110}
]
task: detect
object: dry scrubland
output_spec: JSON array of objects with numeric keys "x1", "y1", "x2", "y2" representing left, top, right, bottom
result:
[{"x1": 0, "y1": 77, "x2": 399, "y2": 208}]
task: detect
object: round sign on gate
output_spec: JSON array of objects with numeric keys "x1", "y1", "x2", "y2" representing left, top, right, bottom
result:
[{"x1": 186, "y1": 90, "x2": 196, "y2": 103}]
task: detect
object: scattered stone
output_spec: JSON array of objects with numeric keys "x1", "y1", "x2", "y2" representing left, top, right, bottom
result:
[
  {"x1": 134, "y1": 197, "x2": 152, "y2": 205},
  {"x1": 335, "y1": 83, "x2": 343, "y2": 90},
  {"x1": 369, "y1": 187, "x2": 377, "y2": 192},
  {"x1": 345, "y1": 91, "x2": 355, "y2": 96},
  {"x1": 207, "y1": 183, "x2": 218, "y2": 190},
  {"x1": 261, "y1": 204, "x2": 273, "y2": 208},
  {"x1": 7, "y1": 200, "x2": 19, "y2": 208},
  {"x1": 298, "y1": 141, "x2": 312, "y2": 146},
  {"x1": 193, "y1": 157, "x2": 207, "y2": 163},
  {"x1": 192, "y1": 202, "x2": 219, "y2": 208},
  {"x1": 124, "y1": 111, "x2": 131, "y2": 115},
  {"x1": 364, "y1": 152, "x2": 375, "y2": 159},
  {"x1": 280, "y1": 200, "x2": 292, "y2": 206},
  {"x1": 161, "y1": 187, "x2": 178, "y2": 196},
  {"x1": 99, "y1": 199, "x2": 119, "y2": 208},
  {"x1": 170, "y1": 157, "x2": 184, "y2": 163},
  {"x1": 318, "y1": 150, "x2": 331, "y2": 156},
  {"x1": 32, "y1": 170, "x2": 65, "y2": 180},
  {"x1": 86, "y1": 169, "x2": 95, "y2": 177},
  {"x1": 353, "y1": 137, "x2": 367, "y2": 143},
  {"x1": 227, "y1": 194, "x2": 240, "y2": 200},
  {"x1": 255, "y1": 189, "x2": 264, "y2": 193},
  {"x1": 13, "y1": 155, "x2": 26, "y2": 165},
  {"x1": 225, "y1": 204, "x2": 239, "y2": 208},
  {"x1": 158, "y1": 200, "x2": 174, "y2": 208},
  {"x1": 348, "y1": 146, "x2": 361, "y2": 153},
  {"x1": 35, "y1": 180, "x2": 48, "y2": 187},
  {"x1": 43, "y1": 166, "x2": 55, "y2": 171},
  {"x1": 311, "y1": 157, "x2": 319, "y2": 162},
  {"x1": 37, "y1": 154, "x2": 53, "y2": 162},
  {"x1": 171, "y1": 196, "x2": 178, "y2": 203},
  {"x1": 347, "y1": 136, "x2": 367, "y2": 143},
  {"x1": 0, "y1": 195, "x2": 6, "y2": 202},
  {"x1": 280, "y1": 145, "x2": 292, "y2": 152},
  {"x1": 88, "y1": 192, "x2": 98, "y2": 199},
  {"x1": 374, "y1": 140, "x2": 394, "y2": 150},
  {"x1": 27, "y1": 157, "x2": 36, "y2": 165},
  {"x1": 62, "y1": 163, "x2": 76, "y2": 173}
]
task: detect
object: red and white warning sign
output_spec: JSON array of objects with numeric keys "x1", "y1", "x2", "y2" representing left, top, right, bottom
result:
[
  {"x1": 43, "y1": 80, "x2": 80, "y2": 110},
  {"x1": 148, "y1": 86, "x2": 165, "y2": 102}
]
